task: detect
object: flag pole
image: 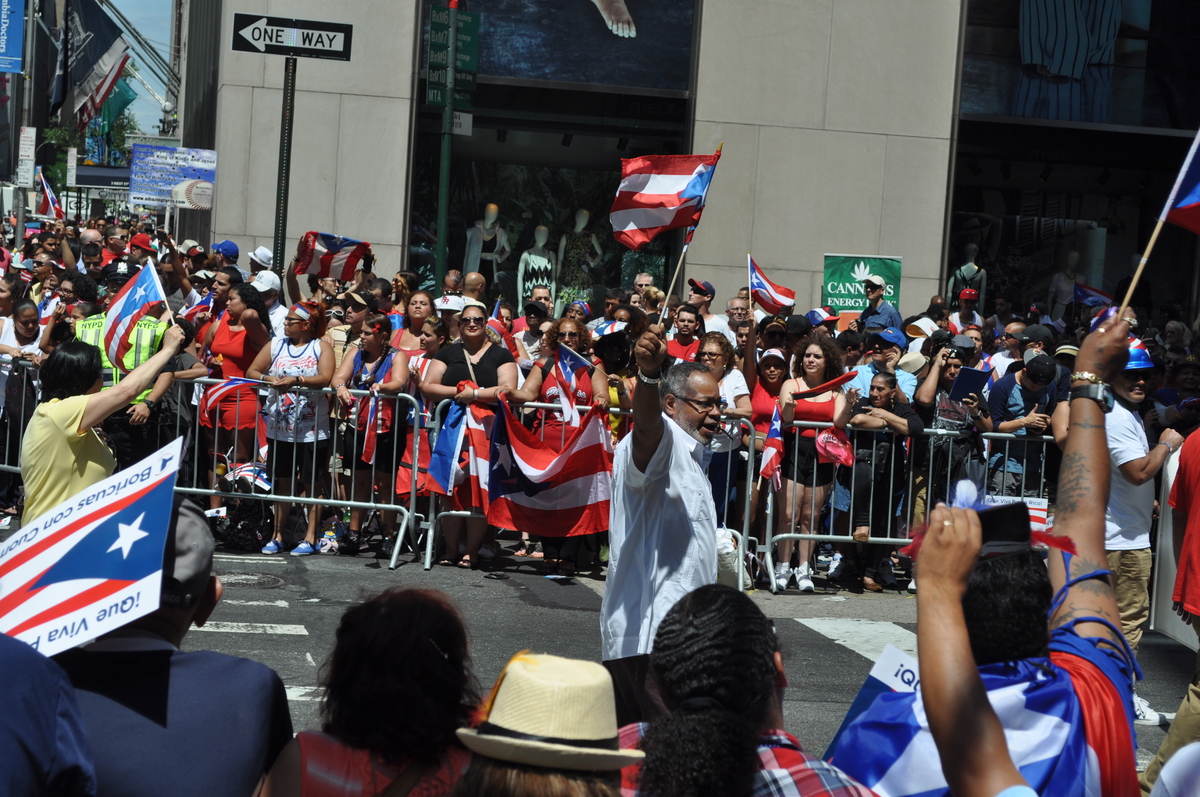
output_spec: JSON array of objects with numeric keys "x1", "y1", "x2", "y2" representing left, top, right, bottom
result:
[{"x1": 1116, "y1": 217, "x2": 1164, "y2": 320}]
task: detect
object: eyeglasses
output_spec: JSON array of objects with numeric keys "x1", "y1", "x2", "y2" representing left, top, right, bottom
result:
[
  {"x1": 677, "y1": 396, "x2": 725, "y2": 414},
  {"x1": 697, "y1": 351, "x2": 724, "y2": 360},
  {"x1": 460, "y1": 316, "x2": 486, "y2": 326}
]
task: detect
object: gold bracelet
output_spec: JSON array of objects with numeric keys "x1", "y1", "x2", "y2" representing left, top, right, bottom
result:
[{"x1": 1070, "y1": 371, "x2": 1105, "y2": 385}]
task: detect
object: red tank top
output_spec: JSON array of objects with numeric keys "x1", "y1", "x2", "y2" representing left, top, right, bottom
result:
[
  {"x1": 209, "y1": 319, "x2": 257, "y2": 379},
  {"x1": 751, "y1": 380, "x2": 780, "y2": 434},
  {"x1": 791, "y1": 396, "x2": 836, "y2": 438}
]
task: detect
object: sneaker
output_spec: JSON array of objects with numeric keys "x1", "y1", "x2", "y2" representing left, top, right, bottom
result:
[
  {"x1": 317, "y1": 537, "x2": 338, "y2": 555},
  {"x1": 261, "y1": 540, "x2": 281, "y2": 555},
  {"x1": 907, "y1": 577, "x2": 917, "y2": 594},
  {"x1": 290, "y1": 541, "x2": 316, "y2": 557},
  {"x1": 1133, "y1": 693, "x2": 1174, "y2": 726},
  {"x1": 796, "y1": 562, "x2": 815, "y2": 593},
  {"x1": 774, "y1": 562, "x2": 792, "y2": 591},
  {"x1": 827, "y1": 554, "x2": 844, "y2": 580}
]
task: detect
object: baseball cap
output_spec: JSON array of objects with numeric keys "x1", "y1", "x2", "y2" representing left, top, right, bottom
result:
[
  {"x1": 436, "y1": 294, "x2": 465, "y2": 313},
  {"x1": 250, "y1": 271, "x2": 281, "y2": 294},
  {"x1": 1016, "y1": 324, "x2": 1054, "y2": 348},
  {"x1": 951, "y1": 334, "x2": 976, "y2": 352},
  {"x1": 1024, "y1": 355, "x2": 1057, "y2": 384},
  {"x1": 759, "y1": 347, "x2": 788, "y2": 365},
  {"x1": 762, "y1": 315, "x2": 787, "y2": 332},
  {"x1": 248, "y1": 246, "x2": 273, "y2": 269},
  {"x1": 861, "y1": 274, "x2": 887, "y2": 289},
  {"x1": 161, "y1": 498, "x2": 214, "y2": 609},
  {"x1": 339, "y1": 291, "x2": 378, "y2": 312},
  {"x1": 959, "y1": 288, "x2": 979, "y2": 301},
  {"x1": 687, "y1": 278, "x2": 715, "y2": 297},
  {"x1": 785, "y1": 315, "x2": 812, "y2": 337},
  {"x1": 191, "y1": 269, "x2": 215, "y2": 281},
  {"x1": 130, "y1": 233, "x2": 155, "y2": 252},
  {"x1": 1029, "y1": 301, "x2": 1050, "y2": 317},
  {"x1": 181, "y1": 239, "x2": 204, "y2": 258},
  {"x1": 869, "y1": 327, "x2": 907, "y2": 351},
  {"x1": 523, "y1": 301, "x2": 549, "y2": 318},
  {"x1": 1054, "y1": 344, "x2": 1079, "y2": 358},
  {"x1": 211, "y1": 240, "x2": 239, "y2": 262}
]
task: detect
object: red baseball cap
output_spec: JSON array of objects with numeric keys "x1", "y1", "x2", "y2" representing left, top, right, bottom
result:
[
  {"x1": 959, "y1": 288, "x2": 979, "y2": 301},
  {"x1": 130, "y1": 233, "x2": 155, "y2": 252}
]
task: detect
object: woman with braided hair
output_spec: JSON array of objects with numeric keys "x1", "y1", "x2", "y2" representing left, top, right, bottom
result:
[{"x1": 619, "y1": 584, "x2": 873, "y2": 797}]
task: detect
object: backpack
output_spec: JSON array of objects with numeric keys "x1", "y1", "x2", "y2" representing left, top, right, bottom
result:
[{"x1": 223, "y1": 500, "x2": 272, "y2": 551}]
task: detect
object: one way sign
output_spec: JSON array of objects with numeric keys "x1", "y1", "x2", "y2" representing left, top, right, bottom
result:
[{"x1": 231, "y1": 14, "x2": 353, "y2": 62}]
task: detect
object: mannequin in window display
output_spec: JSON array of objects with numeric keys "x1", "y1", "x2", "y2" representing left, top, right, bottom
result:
[
  {"x1": 947, "y1": 243, "x2": 987, "y2": 312},
  {"x1": 517, "y1": 225, "x2": 556, "y2": 305},
  {"x1": 1047, "y1": 250, "x2": 1083, "y2": 321},
  {"x1": 556, "y1": 209, "x2": 604, "y2": 315},
  {"x1": 463, "y1": 203, "x2": 510, "y2": 287}
]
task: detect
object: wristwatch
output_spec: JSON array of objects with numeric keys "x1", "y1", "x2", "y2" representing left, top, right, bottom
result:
[{"x1": 1069, "y1": 383, "x2": 1114, "y2": 413}]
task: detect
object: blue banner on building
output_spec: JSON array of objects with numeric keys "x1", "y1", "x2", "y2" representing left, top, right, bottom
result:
[{"x1": 0, "y1": 0, "x2": 25, "y2": 74}]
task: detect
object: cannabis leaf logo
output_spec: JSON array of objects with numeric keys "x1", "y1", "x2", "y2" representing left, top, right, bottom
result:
[{"x1": 851, "y1": 262, "x2": 873, "y2": 282}]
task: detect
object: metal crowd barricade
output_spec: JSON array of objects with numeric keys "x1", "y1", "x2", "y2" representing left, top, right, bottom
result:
[
  {"x1": 0, "y1": 359, "x2": 37, "y2": 477},
  {"x1": 760, "y1": 419, "x2": 1055, "y2": 593},
  {"x1": 166, "y1": 378, "x2": 424, "y2": 571}
]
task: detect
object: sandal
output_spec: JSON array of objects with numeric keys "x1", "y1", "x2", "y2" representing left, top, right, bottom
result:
[
  {"x1": 540, "y1": 559, "x2": 559, "y2": 574},
  {"x1": 558, "y1": 562, "x2": 576, "y2": 577},
  {"x1": 513, "y1": 541, "x2": 531, "y2": 557},
  {"x1": 862, "y1": 577, "x2": 883, "y2": 592},
  {"x1": 456, "y1": 558, "x2": 472, "y2": 569},
  {"x1": 853, "y1": 527, "x2": 870, "y2": 543}
]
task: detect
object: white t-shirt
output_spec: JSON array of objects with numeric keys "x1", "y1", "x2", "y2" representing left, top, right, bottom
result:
[
  {"x1": 601, "y1": 414, "x2": 718, "y2": 660},
  {"x1": 710, "y1": 369, "x2": 749, "y2": 454},
  {"x1": 1105, "y1": 401, "x2": 1153, "y2": 550},
  {"x1": 267, "y1": 301, "x2": 288, "y2": 339},
  {"x1": 948, "y1": 310, "x2": 983, "y2": 334},
  {"x1": 1151, "y1": 741, "x2": 1200, "y2": 797}
]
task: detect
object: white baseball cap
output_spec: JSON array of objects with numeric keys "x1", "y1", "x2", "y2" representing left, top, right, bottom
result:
[
  {"x1": 437, "y1": 295, "x2": 465, "y2": 313},
  {"x1": 250, "y1": 271, "x2": 281, "y2": 293}
]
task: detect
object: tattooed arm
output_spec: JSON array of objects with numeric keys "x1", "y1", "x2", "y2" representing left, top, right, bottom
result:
[{"x1": 1046, "y1": 319, "x2": 1130, "y2": 647}]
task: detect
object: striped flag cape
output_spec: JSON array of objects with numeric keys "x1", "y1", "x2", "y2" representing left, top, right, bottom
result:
[
  {"x1": 487, "y1": 399, "x2": 613, "y2": 537},
  {"x1": 427, "y1": 398, "x2": 494, "y2": 512},
  {"x1": 181, "y1": 292, "x2": 213, "y2": 323},
  {"x1": 555, "y1": 344, "x2": 593, "y2": 427},
  {"x1": 37, "y1": 171, "x2": 65, "y2": 220},
  {"x1": 294, "y1": 231, "x2": 371, "y2": 281},
  {"x1": 759, "y1": 405, "x2": 784, "y2": 490},
  {"x1": 749, "y1": 255, "x2": 796, "y2": 316},
  {"x1": 1161, "y1": 128, "x2": 1200, "y2": 235},
  {"x1": 103, "y1": 262, "x2": 168, "y2": 372},
  {"x1": 610, "y1": 149, "x2": 721, "y2": 250},
  {"x1": 199, "y1": 377, "x2": 269, "y2": 461}
]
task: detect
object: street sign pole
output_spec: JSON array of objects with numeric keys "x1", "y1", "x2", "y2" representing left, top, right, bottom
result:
[
  {"x1": 272, "y1": 56, "x2": 298, "y2": 276},
  {"x1": 434, "y1": 0, "x2": 459, "y2": 290},
  {"x1": 15, "y1": 0, "x2": 34, "y2": 242}
]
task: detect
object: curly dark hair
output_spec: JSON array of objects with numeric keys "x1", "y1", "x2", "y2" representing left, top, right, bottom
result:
[
  {"x1": 230, "y1": 283, "x2": 272, "y2": 337},
  {"x1": 640, "y1": 585, "x2": 780, "y2": 797},
  {"x1": 61, "y1": 272, "x2": 99, "y2": 304},
  {"x1": 962, "y1": 551, "x2": 1052, "y2": 665},
  {"x1": 321, "y1": 588, "x2": 479, "y2": 768},
  {"x1": 791, "y1": 333, "x2": 844, "y2": 383}
]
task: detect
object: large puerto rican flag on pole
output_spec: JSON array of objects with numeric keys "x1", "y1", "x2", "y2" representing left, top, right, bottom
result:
[
  {"x1": 487, "y1": 400, "x2": 613, "y2": 537},
  {"x1": 749, "y1": 254, "x2": 796, "y2": 315},
  {"x1": 103, "y1": 261, "x2": 168, "y2": 372},
  {"x1": 0, "y1": 439, "x2": 182, "y2": 657},
  {"x1": 293, "y1": 231, "x2": 372, "y2": 281},
  {"x1": 609, "y1": 149, "x2": 721, "y2": 250},
  {"x1": 1161, "y1": 128, "x2": 1200, "y2": 235}
]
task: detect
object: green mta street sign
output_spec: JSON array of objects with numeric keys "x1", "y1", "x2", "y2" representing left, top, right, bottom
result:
[
  {"x1": 425, "y1": 84, "x2": 473, "y2": 111},
  {"x1": 822, "y1": 255, "x2": 902, "y2": 316}
]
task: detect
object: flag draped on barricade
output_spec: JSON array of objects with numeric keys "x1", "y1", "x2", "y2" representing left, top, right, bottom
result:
[
  {"x1": 759, "y1": 405, "x2": 784, "y2": 490},
  {"x1": 293, "y1": 232, "x2": 371, "y2": 281},
  {"x1": 609, "y1": 150, "x2": 721, "y2": 250},
  {"x1": 103, "y1": 261, "x2": 168, "y2": 372},
  {"x1": 427, "y1": 393, "x2": 494, "y2": 512},
  {"x1": 749, "y1": 255, "x2": 796, "y2": 316},
  {"x1": 0, "y1": 440, "x2": 182, "y2": 656},
  {"x1": 487, "y1": 400, "x2": 613, "y2": 537},
  {"x1": 198, "y1": 377, "x2": 269, "y2": 462}
]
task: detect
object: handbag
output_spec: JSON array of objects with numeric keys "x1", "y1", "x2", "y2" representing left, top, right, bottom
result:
[{"x1": 815, "y1": 426, "x2": 855, "y2": 467}]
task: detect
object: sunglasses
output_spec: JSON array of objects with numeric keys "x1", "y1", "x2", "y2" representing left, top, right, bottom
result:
[{"x1": 460, "y1": 316, "x2": 487, "y2": 326}]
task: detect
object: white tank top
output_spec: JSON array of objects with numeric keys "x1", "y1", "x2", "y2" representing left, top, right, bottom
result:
[{"x1": 263, "y1": 338, "x2": 329, "y2": 442}]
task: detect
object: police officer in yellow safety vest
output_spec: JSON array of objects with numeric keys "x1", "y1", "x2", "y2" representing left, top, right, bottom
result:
[{"x1": 75, "y1": 265, "x2": 178, "y2": 470}]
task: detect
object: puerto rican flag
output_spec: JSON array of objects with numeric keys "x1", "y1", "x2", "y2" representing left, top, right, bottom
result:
[
  {"x1": 1073, "y1": 283, "x2": 1113, "y2": 308},
  {"x1": 749, "y1": 255, "x2": 796, "y2": 315},
  {"x1": 181, "y1": 292, "x2": 213, "y2": 323},
  {"x1": 0, "y1": 440, "x2": 181, "y2": 657},
  {"x1": 37, "y1": 170, "x2": 65, "y2": 220},
  {"x1": 200, "y1": 377, "x2": 269, "y2": 461},
  {"x1": 428, "y1": 399, "x2": 494, "y2": 512},
  {"x1": 610, "y1": 149, "x2": 722, "y2": 250},
  {"x1": 1161, "y1": 129, "x2": 1200, "y2": 235},
  {"x1": 293, "y1": 231, "x2": 371, "y2": 281},
  {"x1": 487, "y1": 400, "x2": 613, "y2": 537},
  {"x1": 555, "y1": 344, "x2": 593, "y2": 427},
  {"x1": 759, "y1": 405, "x2": 784, "y2": 490},
  {"x1": 489, "y1": 299, "x2": 521, "y2": 359},
  {"x1": 103, "y1": 261, "x2": 168, "y2": 372}
]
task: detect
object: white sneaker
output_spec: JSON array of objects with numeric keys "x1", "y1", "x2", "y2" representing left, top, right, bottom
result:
[
  {"x1": 774, "y1": 562, "x2": 792, "y2": 591},
  {"x1": 796, "y1": 562, "x2": 815, "y2": 593},
  {"x1": 907, "y1": 577, "x2": 917, "y2": 594},
  {"x1": 1133, "y1": 693, "x2": 1175, "y2": 726},
  {"x1": 827, "y1": 554, "x2": 844, "y2": 580}
]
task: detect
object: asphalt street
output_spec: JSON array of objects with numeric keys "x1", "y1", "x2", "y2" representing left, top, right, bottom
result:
[{"x1": 187, "y1": 541, "x2": 1198, "y2": 766}]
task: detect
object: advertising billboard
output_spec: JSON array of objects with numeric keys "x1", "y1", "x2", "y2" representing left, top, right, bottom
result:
[{"x1": 129, "y1": 144, "x2": 216, "y2": 209}]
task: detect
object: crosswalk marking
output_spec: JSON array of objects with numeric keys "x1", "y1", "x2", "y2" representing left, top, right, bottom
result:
[
  {"x1": 215, "y1": 554, "x2": 283, "y2": 564},
  {"x1": 193, "y1": 622, "x2": 308, "y2": 635},
  {"x1": 286, "y1": 686, "x2": 321, "y2": 701},
  {"x1": 797, "y1": 618, "x2": 917, "y2": 659},
  {"x1": 222, "y1": 599, "x2": 289, "y2": 607}
]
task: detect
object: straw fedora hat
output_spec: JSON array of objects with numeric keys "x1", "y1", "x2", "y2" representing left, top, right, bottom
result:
[{"x1": 457, "y1": 654, "x2": 644, "y2": 771}]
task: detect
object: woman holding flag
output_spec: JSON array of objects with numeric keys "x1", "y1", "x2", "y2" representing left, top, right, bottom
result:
[
  {"x1": 333, "y1": 313, "x2": 410, "y2": 555},
  {"x1": 421, "y1": 302, "x2": 518, "y2": 568},
  {"x1": 199, "y1": 281, "x2": 272, "y2": 511},
  {"x1": 503, "y1": 316, "x2": 609, "y2": 575},
  {"x1": 247, "y1": 300, "x2": 334, "y2": 556}
]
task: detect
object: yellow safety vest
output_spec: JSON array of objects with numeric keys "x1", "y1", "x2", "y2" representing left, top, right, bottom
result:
[{"x1": 74, "y1": 316, "x2": 167, "y2": 402}]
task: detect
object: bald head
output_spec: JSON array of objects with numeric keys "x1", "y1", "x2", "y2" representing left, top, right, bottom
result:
[
  {"x1": 80, "y1": 229, "x2": 102, "y2": 245},
  {"x1": 463, "y1": 271, "x2": 487, "y2": 300}
]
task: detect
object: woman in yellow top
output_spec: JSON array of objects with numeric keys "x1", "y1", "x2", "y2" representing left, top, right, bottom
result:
[{"x1": 21, "y1": 324, "x2": 185, "y2": 522}]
